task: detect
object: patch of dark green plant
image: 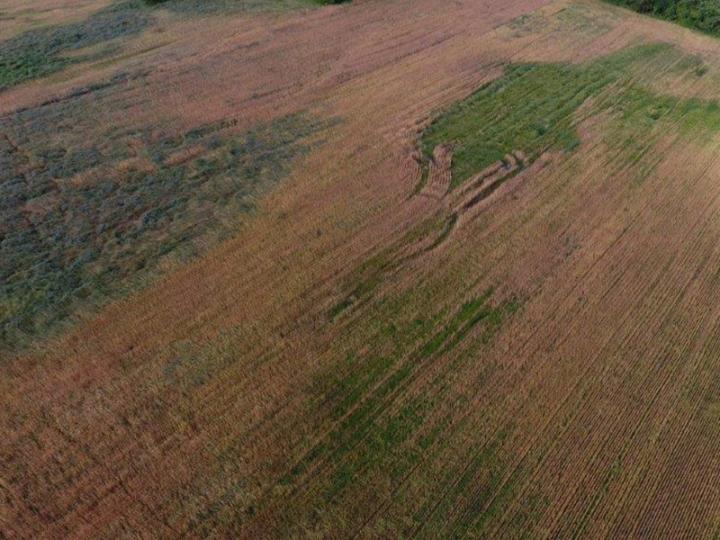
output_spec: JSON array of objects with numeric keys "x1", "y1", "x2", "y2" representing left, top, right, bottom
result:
[
  {"x1": 327, "y1": 214, "x2": 455, "y2": 319},
  {"x1": 0, "y1": 81, "x2": 333, "y2": 349},
  {"x1": 420, "y1": 43, "x2": 720, "y2": 189},
  {"x1": 0, "y1": 0, "x2": 351, "y2": 90},
  {"x1": 142, "y1": 0, "x2": 348, "y2": 15},
  {"x1": 323, "y1": 398, "x2": 427, "y2": 502},
  {"x1": 420, "y1": 424, "x2": 513, "y2": 537},
  {"x1": 0, "y1": 1, "x2": 154, "y2": 90},
  {"x1": 319, "y1": 293, "x2": 522, "y2": 505},
  {"x1": 420, "y1": 289, "x2": 520, "y2": 358},
  {"x1": 285, "y1": 288, "x2": 520, "y2": 503},
  {"x1": 604, "y1": 0, "x2": 720, "y2": 38}
]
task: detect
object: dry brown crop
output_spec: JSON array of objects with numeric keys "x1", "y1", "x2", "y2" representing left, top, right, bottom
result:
[{"x1": 2, "y1": 0, "x2": 720, "y2": 537}]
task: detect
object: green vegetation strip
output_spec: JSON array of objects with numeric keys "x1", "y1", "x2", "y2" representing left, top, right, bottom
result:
[
  {"x1": 0, "y1": 0, "x2": 348, "y2": 90},
  {"x1": 0, "y1": 1, "x2": 152, "y2": 90},
  {"x1": 420, "y1": 43, "x2": 720, "y2": 189},
  {"x1": 282, "y1": 290, "x2": 520, "y2": 520},
  {"x1": 605, "y1": 0, "x2": 720, "y2": 37},
  {"x1": 0, "y1": 85, "x2": 333, "y2": 347},
  {"x1": 144, "y1": 0, "x2": 348, "y2": 14}
]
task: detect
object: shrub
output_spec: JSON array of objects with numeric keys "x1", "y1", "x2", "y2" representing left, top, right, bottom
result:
[{"x1": 606, "y1": 0, "x2": 720, "y2": 36}]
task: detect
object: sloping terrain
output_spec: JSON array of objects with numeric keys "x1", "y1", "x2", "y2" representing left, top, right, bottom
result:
[{"x1": 2, "y1": 0, "x2": 720, "y2": 537}]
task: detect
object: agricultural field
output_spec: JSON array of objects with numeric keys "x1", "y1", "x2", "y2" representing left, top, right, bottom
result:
[{"x1": 2, "y1": 0, "x2": 720, "y2": 537}]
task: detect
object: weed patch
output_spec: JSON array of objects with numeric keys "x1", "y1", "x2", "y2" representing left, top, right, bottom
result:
[
  {"x1": 0, "y1": 1, "x2": 152, "y2": 90},
  {"x1": 143, "y1": 0, "x2": 347, "y2": 15},
  {"x1": 420, "y1": 43, "x2": 720, "y2": 189},
  {"x1": 0, "y1": 80, "x2": 332, "y2": 349},
  {"x1": 605, "y1": 0, "x2": 720, "y2": 38},
  {"x1": 0, "y1": 0, "x2": 350, "y2": 90},
  {"x1": 281, "y1": 288, "x2": 521, "y2": 527}
]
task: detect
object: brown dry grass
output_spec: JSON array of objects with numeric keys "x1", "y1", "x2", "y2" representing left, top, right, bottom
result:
[{"x1": 3, "y1": 0, "x2": 720, "y2": 537}]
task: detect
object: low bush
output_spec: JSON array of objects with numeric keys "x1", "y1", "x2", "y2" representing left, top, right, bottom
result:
[
  {"x1": 0, "y1": 77, "x2": 331, "y2": 347},
  {"x1": 606, "y1": 0, "x2": 720, "y2": 36}
]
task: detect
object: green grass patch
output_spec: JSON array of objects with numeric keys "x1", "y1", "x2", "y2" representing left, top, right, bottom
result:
[
  {"x1": 604, "y1": 0, "x2": 720, "y2": 38},
  {"x1": 327, "y1": 214, "x2": 451, "y2": 319},
  {"x1": 420, "y1": 289, "x2": 494, "y2": 357},
  {"x1": 419, "y1": 43, "x2": 720, "y2": 189},
  {"x1": 319, "y1": 293, "x2": 522, "y2": 504},
  {"x1": 0, "y1": 83, "x2": 333, "y2": 349},
  {"x1": 0, "y1": 0, "x2": 349, "y2": 90},
  {"x1": 0, "y1": 1, "x2": 153, "y2": 90},
  {"x1": 143, "y1": 0, "x2": 348, "y2": 14},
  {"x1": 282, "y1": 289, "x2": 521, "y2": 517}
]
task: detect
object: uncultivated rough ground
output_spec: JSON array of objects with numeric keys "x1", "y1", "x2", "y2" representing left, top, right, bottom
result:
[{"x1": 2, "y1": 0, "x2": 720, "y2": 537}]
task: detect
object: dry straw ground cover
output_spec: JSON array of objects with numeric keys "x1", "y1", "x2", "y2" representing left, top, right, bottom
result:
[{"x1": 2, "y1": 0, "x2": 720, "y2": 537}]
